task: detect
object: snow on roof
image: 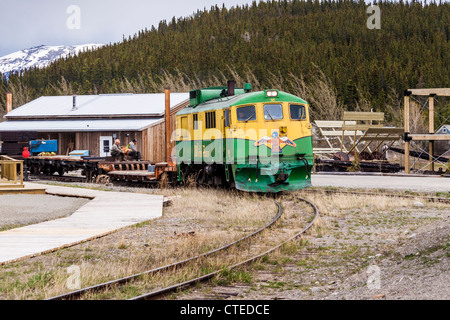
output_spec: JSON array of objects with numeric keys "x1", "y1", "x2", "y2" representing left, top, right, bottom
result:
[{"x1": 4, "y1": 93, "x2": 189, "y2": 119}]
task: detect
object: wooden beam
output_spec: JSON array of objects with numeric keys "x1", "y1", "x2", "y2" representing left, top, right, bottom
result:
[
  {"x1": 408, "y1": 88, "x2": 450, "y2": 96},
  {"x1": 364, "y1": 127, "x2": 405, "y2": 134},
  {"x1": 165, "y1": 88, "x2": 171, "y2": 164},
  {"x1": 404, "y1": 94, "x2": 410, "y2": 174},
  {"x1": 429, "y1": 95, "x2": 435, "y2": 171},
  {"x1": 6, "y1": 93, "x2": 12, "y2": 114},
  {"x1": 358, "y1": 136, "x2": 401, "y2": 141},
  {"x1": 343, "y1": 111, "x2": 385, "y2": 121},
  {"x1": 321, "y1": 131, "x2": 365, "y2": 136},
  {"x1": 341, "y1": 124, "x2": 383, "y2": 131},
  {"x1": 409, "y1": 134, "x2": 450, "y2": 141}
]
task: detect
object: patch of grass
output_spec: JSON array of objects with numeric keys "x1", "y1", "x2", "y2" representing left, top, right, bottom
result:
[
  {"x1": 23, "y1": 272, "x2": 53, "y2": 290},
  {"x1": 215, "y1": 267, "x2": 253, "y2": 286},
  {"x1": 0, "y1": 224, "x2": 24, "y2": 232},
  {"x1": 261, "y1": 281, "x2": 286, "y2": 289}
]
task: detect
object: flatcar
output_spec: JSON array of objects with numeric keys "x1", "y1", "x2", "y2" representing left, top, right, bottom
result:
[{"x1": 174, "y1": 82, "x2": 313, "y2": 193}]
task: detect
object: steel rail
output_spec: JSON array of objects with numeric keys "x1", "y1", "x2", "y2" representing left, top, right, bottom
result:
[
  {"x1": 46, "y1": 199, "x2": 283, "y2": 300},
  {"x1": 128, "y1": 196, "x2": 319, "y2": 300},
  {"x1": 29, "y1": 174, "x2": 87, "y2": 183},
  {"x1": 46, "y1": 189, "x2": 449, "y2": 300}
]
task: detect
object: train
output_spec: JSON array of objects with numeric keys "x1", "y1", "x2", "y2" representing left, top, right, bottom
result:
[
  {"x1": 7, "y1": 82, "x2": 314, "y2": 193},
  {"x1": 174, "y1": 82, "x2": 314, "y2": 193}
]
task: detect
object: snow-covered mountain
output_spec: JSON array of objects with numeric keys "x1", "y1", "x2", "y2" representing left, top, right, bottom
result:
[{"x1": 0, "y1": 44, "x2": 104, "y2": 77}]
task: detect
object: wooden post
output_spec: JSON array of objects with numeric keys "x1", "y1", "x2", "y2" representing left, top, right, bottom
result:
[
  {"x1": 165, "y1": 88, "x2": 171, "y2": 164},
  {"x1": 404, "y1": 94, "x2": 410, "y2": 174},
  {"x1": 429, "y1": 95, "x2": 435, "y2": 172},
  {"x1": 6, "y1": 93, "x2": 12, "y2": 114},
  {"x1": 58, "y1": 133, "x2": 62, "y2": 156}
]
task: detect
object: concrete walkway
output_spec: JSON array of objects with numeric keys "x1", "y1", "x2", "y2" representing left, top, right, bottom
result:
[
  {"x1": 0, "y1": 183, "x2": 163, "y2": 265},
  {"x1": 312, "y1": 173, "x2": 450, "y2": 193}
]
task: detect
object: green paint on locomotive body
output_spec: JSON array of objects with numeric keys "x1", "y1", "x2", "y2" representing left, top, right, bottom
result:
[
  {"x1": 232, "y1": 136, "x2": 313, "y2": 193},
  {"x1": 177, "y1": 90, "x2": 308, "y2": 115},
  {"x1": 175, "y1": 89, "x2": 313, "y2": 193}
]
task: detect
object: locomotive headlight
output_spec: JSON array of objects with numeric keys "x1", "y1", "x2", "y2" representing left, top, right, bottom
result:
[
  {"x1": 266, "y1": 90, "x2": 278, "y2": 97},
  {"x1": 280, "y1": 126, "x2": 287, "y2": 134}
]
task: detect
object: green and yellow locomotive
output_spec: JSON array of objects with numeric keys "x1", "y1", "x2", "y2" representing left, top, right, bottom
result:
[{"x1": 175, "y1": 82, "x2": 313, "y2": 193}]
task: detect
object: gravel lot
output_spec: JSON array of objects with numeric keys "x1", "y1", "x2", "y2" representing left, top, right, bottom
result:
[
  {"x1": 177, "y1": 191, "x2": 450, "y2": 300},
  {"x1": 0, "y1": 182, "x2": 448, "y2": 301},
  {"x1": 0, "y1": 194, "x2": 90, "y2": 230}
]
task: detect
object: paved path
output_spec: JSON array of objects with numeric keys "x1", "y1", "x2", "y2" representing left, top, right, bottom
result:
[
  {"x1": 312, "y1": 173, "x2": 450, "y2": 193},
  {"x1": 0, "y1": 183, "x2": 163, "y2": 265}
]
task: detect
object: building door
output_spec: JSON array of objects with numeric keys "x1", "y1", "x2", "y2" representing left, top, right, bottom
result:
[{"x1": 99, "y1": 136, "x2": 113, "y2": 157}]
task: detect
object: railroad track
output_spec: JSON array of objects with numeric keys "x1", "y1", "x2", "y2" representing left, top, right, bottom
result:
[
  {"x1": 46, "y1": 197, "x2": 285, "y2": 300},
  {"x1": 29, "y1": 174, "x2": 88, "y2": 183},
  {"x1": 128, "y1": 190, "x2": 449, "y2": 301},
  {"x1": 47, "y1": 195, "x2": 319, "y2": 300},
  {"x1": 44, "y1": 188, "x2": 448, "y2": 300},
  {"x1": 129, "y1": 196, "x2": 319, "y2": 300}
]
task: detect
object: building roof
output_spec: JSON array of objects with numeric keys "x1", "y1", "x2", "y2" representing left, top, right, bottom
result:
[
  {"x1": 4, "y1": 93, "x2": 189, "y2": 119},
  {"x1": 0, "y1": 119, "x2": 161, "y2": 132}
]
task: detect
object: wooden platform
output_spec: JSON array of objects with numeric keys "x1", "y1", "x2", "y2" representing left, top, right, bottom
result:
[
  {"x1": 0, "y1": 179, "x2": 46, "y2": 194},
  {"x1": 0, "y1": 183, "x2": 163, "y2": 265}
]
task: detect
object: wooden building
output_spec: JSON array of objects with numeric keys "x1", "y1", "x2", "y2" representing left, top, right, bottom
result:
[{"x1": 0, "y1": 92, "x2": 189, "y2": 162}]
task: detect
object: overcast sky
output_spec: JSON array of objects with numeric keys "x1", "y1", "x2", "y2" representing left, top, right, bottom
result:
[{"x1": 0, "y1": 0, "x2": 259, "y2": 56}]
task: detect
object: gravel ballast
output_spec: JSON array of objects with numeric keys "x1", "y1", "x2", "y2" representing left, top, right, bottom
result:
[{"x1": 0, "y1": 194, "x2": 90, "y2": 229}]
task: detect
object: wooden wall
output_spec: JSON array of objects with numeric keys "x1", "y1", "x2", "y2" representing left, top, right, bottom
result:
[
  {"x1": 141, "y1": 100, "x2": 188, "y2": 163},
  {"x1": 37, "y1": 132, "x2": 75, "y2": 155},
  {"x1": 33, "y1": 100, "x2": 189, "y2": 162},
  {"x1": 37, "y1": 131, "x2": 142, "y2": 158},
  {"x1": 75, "y1": 131, "x2": 142, "y2": 158}
]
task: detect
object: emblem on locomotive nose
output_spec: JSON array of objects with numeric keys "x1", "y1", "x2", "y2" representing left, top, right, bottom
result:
[{"x1": 254, "y1": 131, "x2": 296, "y2": 153}]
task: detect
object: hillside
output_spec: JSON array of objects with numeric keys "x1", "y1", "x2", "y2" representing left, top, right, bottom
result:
[{"x1": 1, "y1": 0, "x2": 449, "y2": 125}]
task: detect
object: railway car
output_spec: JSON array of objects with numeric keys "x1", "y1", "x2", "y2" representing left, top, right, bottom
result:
[{"x1": 175, "y1": 82, "x2": 313, "y2": 193}]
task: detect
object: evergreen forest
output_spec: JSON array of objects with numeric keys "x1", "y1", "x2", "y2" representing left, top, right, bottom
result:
[{"x1": 1, "y1": 0, "x2": 449, "y2": 127}]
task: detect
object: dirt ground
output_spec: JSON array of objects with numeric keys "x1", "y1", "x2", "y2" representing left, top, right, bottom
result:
[
  {"x1": 176, "y1": 191, "x2": 450, "y2": 300},
  {"x1": 0, "y1": 183, "x2": 448, "y2": 300}
]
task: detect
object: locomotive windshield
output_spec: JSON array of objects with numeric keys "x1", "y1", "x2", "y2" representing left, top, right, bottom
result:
[
  {"x1": 237, "y1": 106, "x2": 256, "y2": 122},
  {"x1": 264, "y1": 104, "x2": 283, "y2": 121},
  {"x1": 290, "y1": 104, "x2": 306, "y2": 120}
]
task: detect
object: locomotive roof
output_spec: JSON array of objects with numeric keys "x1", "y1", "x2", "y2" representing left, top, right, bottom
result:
[{"x1": 177, "y1": 90, "x2": 308, "y2": 115}]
